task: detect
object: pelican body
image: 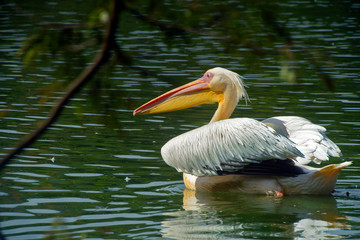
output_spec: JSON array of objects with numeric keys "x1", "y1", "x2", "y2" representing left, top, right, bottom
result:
[{"x1": 133, "y1": 67, "x2": 350, "y2": 195}]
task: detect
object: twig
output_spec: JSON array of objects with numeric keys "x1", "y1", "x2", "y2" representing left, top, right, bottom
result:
[{"x1": 0, "y1": 0, "x2": 123, "y2": 170}]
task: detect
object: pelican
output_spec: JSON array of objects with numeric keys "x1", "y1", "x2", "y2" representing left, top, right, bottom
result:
[{"x1": 133, "y1": 67, "x2": 350, "y2": 195}]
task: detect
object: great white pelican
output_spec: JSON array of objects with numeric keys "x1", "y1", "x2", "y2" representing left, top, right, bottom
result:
[{"x1": 133, "y1": 67, "x2": 350, "y2": 195}]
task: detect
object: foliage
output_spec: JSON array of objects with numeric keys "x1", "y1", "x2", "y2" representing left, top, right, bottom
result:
[{"x1": 17, "y1": 0, "x2": 350, "y2": 89}]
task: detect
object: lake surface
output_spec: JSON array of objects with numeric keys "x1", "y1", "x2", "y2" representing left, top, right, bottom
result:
[{"x1": 1, "y1": 0, "x2": 360, "y2": 239}]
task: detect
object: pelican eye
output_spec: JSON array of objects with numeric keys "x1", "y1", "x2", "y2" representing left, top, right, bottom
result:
[{"x1": 203, "y1": 72, "x2": 214, "y2": 82}]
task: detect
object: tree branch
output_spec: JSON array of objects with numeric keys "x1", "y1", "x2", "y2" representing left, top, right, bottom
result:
[{"x1": 0, "y1": 0, "x2": 123, "y2": 170}]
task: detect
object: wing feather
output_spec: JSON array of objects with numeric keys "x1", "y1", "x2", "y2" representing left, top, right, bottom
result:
[
  {"x1": 263, "y1": 116, "x2": 342, "y2": 165},
  {"x1": 161, "y1": 118, "x2": 303, "y2": 176}
]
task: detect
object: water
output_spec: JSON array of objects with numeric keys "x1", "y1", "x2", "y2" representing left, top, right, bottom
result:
[{"x1": 1, "y1": 0, "x2": 360, "y2": 239}]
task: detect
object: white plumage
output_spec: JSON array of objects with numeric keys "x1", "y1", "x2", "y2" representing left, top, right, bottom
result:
[{"x1": 162, "y1": 118, "x2": 303, "y2": 176}]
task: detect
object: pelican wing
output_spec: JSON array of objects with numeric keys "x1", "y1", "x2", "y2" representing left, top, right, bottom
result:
[
  {"x1": 161, "y1": 118, "x2": 303, "y2": 176},
  {"x1": 262, "y1": 116, "x2": 342, "y2": 165}
]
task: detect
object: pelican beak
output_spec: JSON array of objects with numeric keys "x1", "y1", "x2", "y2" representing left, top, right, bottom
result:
[{"x1": 133, "y1": 77, "x2": 221, "y2": 115}]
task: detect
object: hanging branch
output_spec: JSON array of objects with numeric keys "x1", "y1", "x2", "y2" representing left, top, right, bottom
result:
[{"x1": 0, "y1": 0, "x2": 123, "y2": 170}]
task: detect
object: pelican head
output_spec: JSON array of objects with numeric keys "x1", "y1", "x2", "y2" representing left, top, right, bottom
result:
[{"x1": 133, "y1": 67, "x2": 249, "y2": 122}]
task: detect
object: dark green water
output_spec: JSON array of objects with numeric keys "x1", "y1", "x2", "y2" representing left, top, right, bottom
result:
[{"x1": 1, "y1": 1, "x2": 360, "y2": 239}]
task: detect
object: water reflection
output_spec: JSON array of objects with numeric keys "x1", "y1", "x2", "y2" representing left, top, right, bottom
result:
[{"x1": 162, "y1": 189, "x2": 350, "y2": 239}]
